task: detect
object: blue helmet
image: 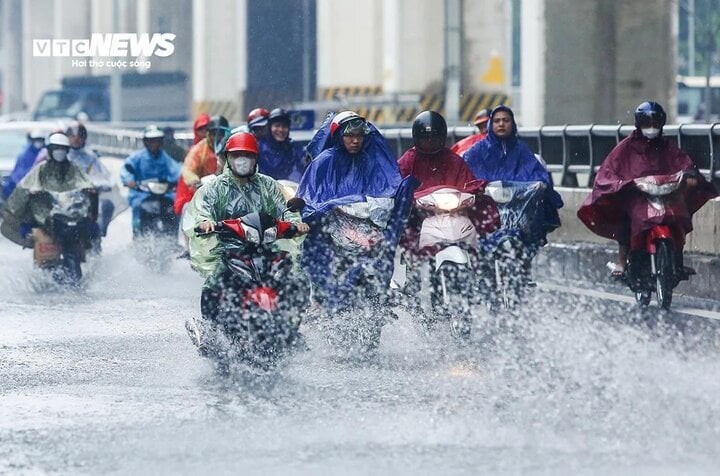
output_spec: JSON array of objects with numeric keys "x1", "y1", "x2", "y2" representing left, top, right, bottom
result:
[{"x1": 634, "y1": 101, "x2": 666, "y2": 129}]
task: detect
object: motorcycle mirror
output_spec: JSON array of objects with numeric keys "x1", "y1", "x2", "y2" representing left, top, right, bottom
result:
[{"x1": 286, "y1": 197, "x2": 306, "y2": 213}]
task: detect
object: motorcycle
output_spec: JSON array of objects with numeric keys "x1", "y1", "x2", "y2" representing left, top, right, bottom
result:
[
  {"x1": 124, "y1": 162, "x2": 179, "y2": 271},
  {"x1": 483, "y1": 180, "x2": 547, "y2": 309},
  {"x1": 133, "y1": 179, "x2": 178, "y2": 237},
  {"x1": 187, "y1": 211, "x2": 307, "y2": 370},
  {"x1": 29, "y1": 188, "x2": 97, "y2": 286},
  {"x1": 311, "y1": 198, "x2": 396, "y2": 356},
  {"x1": 398, "y1": 185, "x2": 485, "y2": 338},
  {"x1": 614, "y1": 171, "x2": 695, "y2": 310}
]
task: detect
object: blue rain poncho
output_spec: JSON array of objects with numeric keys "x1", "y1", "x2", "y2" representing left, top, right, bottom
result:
[
  {"x1": 463, "y1": 105, "x2": 563, "y2": 239},
  {"x1": 297, "y1": 116, "x2": 418, "y2": 309},
  {"x1": 257, "y1": 136, "x2": 307, "y2": 181}
]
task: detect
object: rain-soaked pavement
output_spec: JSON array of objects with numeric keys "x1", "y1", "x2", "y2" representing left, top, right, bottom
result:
[{"x1": 2, "y1": 210, "x2": 720, "y2": 475}]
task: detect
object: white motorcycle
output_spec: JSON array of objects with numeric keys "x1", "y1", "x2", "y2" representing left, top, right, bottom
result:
[{"x1": 394, "y1": 185, "x2": 486, "y2": 338}]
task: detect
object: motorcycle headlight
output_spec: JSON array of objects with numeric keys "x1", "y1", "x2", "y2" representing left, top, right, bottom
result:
[
  {"x1": 486, "y1": 182, "x2": 513, "y2": 204},
  {"x1": 434, "y1": 192, "x2": 461, "y2": 211},
  {"x1": 263, "y1": 226, "x2": 278, "y2": 243},
  {"x1": 242, "y1": 223, "x2": 261, "y2": 244},
  {"x1": 147, "y1": 182, "x2": 169, "y2": 195},
  {"x1": 634, "y1": 181, "x2": 681, "y2": 196}
]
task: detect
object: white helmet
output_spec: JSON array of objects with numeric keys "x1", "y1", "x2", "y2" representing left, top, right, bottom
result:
[
  {"x1": 47, "y1": 133, "x2": 70, "y2": 148},
  {"x1": 28, "y1": 129, "x2": 45, "y2": 140}
]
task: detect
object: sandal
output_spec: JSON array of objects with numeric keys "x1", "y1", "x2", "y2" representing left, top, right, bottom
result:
[{"x1": 610, "y1": 264, "x2": 625, "y2": 279}]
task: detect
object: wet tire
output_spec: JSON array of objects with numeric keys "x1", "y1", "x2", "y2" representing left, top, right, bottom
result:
[
  {"x1": 635, "y1": 291, "x2": 651, "y2": 307},
  {"x1": 654, "y1": 239, "x2": 674, "y2": 310}
]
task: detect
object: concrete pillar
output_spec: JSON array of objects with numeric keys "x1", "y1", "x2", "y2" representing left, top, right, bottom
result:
[
  {"x1": 463, "y1": 0, "x2": 512, "y2": 95},
  {"x1": 520, "y1": 0, "x2": 546, "y2": 126},
  {"x1": 524, "y1": 0, "x2": 676, "y2": 126},
  {"x1": 191, "y1": 0, "x2": 243, "y2": 120},
  {"x1": 1, "y1": 0, "x2": 24, "y2": 113},
  {"x1": 317, "y1": 0, "x2": 383, "y2": 89}
]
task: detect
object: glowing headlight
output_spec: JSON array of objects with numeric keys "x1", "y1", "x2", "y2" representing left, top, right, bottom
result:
[
  {"x1": 433, "y1": 192, "x2": 461, "y2": 211},
  {"x1": 147, "y1": 182, "x2": 169, "y2": 194}
]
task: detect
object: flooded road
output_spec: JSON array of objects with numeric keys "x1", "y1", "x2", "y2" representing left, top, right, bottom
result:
[{"x1": 2, "y1": 211, "x2": 720, "y2": 475}]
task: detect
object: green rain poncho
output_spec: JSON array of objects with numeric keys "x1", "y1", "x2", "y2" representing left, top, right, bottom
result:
[
  {"x1": 1, "y1": 160, "x2": 95, "y2": 247},
  {"x1": 182, "y1": 168, "x2": 302, "y2": 287}
]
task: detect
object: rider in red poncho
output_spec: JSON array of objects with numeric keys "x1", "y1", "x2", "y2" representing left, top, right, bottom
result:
[
  {"x1": 577, "y1": 101, "x2": 717, "y2": 277},
  {"x1": 450, "y1": 108, "x2": 490, "y2": 158},
  {"x1": 398, "y1": 110, "x2": 499, "y2": 255}
]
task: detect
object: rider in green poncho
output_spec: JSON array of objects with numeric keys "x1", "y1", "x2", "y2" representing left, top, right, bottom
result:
[{"x1": 182, "y1": 132, "x2": 310, "y2": 331}]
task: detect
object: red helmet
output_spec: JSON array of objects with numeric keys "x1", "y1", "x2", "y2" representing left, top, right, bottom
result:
[
  {"x1": 330, "y1": 111, "x2": 366, "y2": 136},
  {"x1": 194, "y1": 113, "x2": 211, "y2": 131},
  {"x1": 225, "y1": 132, "x2": 258, "y2": 155},
  {"x1": 247, "y1": 108, "x2": 270, "y2": 128},
  {"x1": 473, "y1": 108, "x2": 490, "y2": 127}
]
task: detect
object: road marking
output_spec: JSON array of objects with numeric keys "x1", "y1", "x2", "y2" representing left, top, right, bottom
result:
[{"x1": 538, "y1": 282, "x2": 720, "y2": 321}]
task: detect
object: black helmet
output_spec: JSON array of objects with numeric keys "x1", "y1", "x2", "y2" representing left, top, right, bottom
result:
[
  {"x1": 412, "y1": 110, "x2": 447, "y2": 154},
  {"x1": 208, "y1": 115, "x2": 230, "y2": 132},
  {"x1": 268, "y1": 108, "x2": 291, "y2": 126},
  {"x1": 634, "y1": 101, "x2": 666, "y2": 129}
]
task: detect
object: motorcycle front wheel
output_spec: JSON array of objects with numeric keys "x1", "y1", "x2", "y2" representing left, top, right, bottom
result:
[{"x1": 654, "y1": 239, "x2": 675, "y2": 310}]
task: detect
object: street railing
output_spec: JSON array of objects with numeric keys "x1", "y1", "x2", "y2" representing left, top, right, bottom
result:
[{"x1": 88, "y1": 122, "x2": 720, "y2": 187}]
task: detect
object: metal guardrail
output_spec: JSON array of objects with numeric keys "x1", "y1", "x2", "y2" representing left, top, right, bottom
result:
[{"x1": 88, "y1": 122, "x2": 720, "y2": 188}]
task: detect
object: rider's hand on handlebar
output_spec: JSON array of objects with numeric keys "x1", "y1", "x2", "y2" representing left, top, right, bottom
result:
[
  {"x1": 685, "y1": 177, "x2": 698, "y2": 188},
  {"x1": 188, "y1": 180, "x2": 201, "y2": 190},
  {"x1": 296, "y1": 222, "x2": 310, "y2": 234},
  {"x1": 198, "y1": 221, "x2": 216, "y2": 233},
  {"x1": 126, "y1": 180, "x2": 136, "y2": 189}
]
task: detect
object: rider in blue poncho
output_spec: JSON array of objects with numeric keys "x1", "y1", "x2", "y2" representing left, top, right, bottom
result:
[
  {"x1": 297, "y1": 111, "x2": 418, "y2": 309},
  {"x1": 3, "y1": 130, "x2": 46, "y2": 199},
  {"x1": 257, "y1": 108, "x2": 307, "y2": 181},
  {"x1": 463, "y1": 105, "x2": 563, "y2": 246}
]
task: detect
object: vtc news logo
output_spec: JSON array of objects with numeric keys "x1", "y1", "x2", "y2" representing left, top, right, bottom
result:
[{"x1": 33, "y1": 33, "x2": 175, "y2": 57}]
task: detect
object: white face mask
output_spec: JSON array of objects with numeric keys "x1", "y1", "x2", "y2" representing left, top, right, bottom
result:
[
  {"x1": 641, "y1": 127, "x2": 660, "y2": 139},
  {"x1": 51, "y1": 149, "x2": 68, "y2": 162},
  {"x1": 230, "y1": 157, "x2": 256, "y2": 176}
]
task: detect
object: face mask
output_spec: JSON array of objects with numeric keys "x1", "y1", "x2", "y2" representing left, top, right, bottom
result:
[
  {"x1": 641, "y1": 127, "x2": 660, "y2": 139},
  {"x1": 32, "y1": 140, "x2": 44, "y2": 149},
  {"x1": 51, "y1": 149, "x2": 68, "y2": 162},
  {"x1": 230, "y1": 157, "x2": 255, "y2": 176}
]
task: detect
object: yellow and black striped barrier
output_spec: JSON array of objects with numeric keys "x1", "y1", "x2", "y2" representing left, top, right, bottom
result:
[
  {"x1": 192, "y1": 101, "x2": 240, "y2": 122},
  {"x1": 317, "y1": 87, "x2": 510, "y2": 124}
]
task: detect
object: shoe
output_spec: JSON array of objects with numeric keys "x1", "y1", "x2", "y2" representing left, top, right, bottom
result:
[
  {"x1": 176, "y1": 250, "x2": 190, "y2": 260},
  {"x1": 679, "y1": 266, "x2": 696, "y2": 280},
  {"x1": 606, "y1": 261, "x2": 625, "y2": 280}
]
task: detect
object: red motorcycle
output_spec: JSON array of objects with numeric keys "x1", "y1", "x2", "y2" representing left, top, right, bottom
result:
[
  {"x1": 188, "y1": 211, "x2": 307, "y2": 370},
  {"x1": 621, "y1": 171, "x2": 696, "y2": 309}
]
